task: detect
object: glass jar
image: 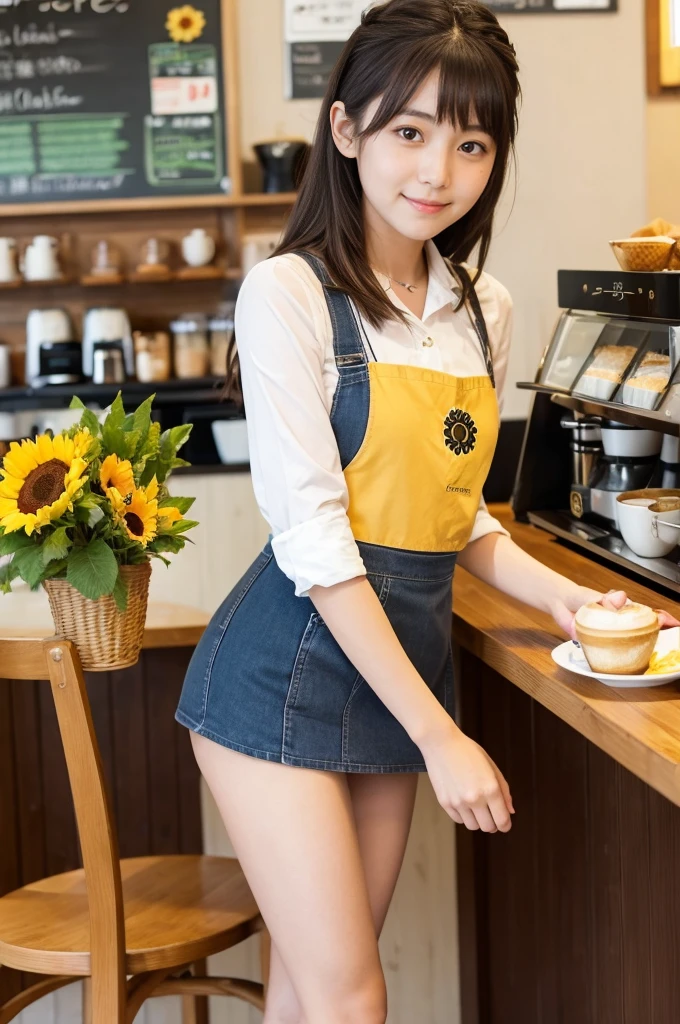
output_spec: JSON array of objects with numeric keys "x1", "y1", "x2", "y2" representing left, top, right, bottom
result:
[
  {"x1": 133, "y1": 330, "x2": 171, "y2": 382},
  {"x1": 90, "y1": 239, "x2": 122, "y2": 278},
  {"x1": 209, "y1": 304, "x2": 235, "y2": 378},
  {"x1": 170, "y1": 315, "x2": 210, "y2": 379}
]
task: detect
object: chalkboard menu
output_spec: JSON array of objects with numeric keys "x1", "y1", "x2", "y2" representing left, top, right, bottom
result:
[
  {"x1": 0, "y1": 0, "x2": 230, "y2": 206},
  {"x1": 289, "y1": 41, "x2": 344, "y2": 100}
]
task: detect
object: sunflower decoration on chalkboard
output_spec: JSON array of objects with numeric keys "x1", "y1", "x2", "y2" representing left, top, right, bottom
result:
[
  {"x1": 443, "y1": 408, "x2": 477, "y2": 456},
  {"x1": 166, "y1": 4, "x2": 206, "y2": 43}
]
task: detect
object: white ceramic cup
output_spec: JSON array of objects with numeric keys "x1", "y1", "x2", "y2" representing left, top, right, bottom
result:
[
  {"x1": 24, "y1": 235, "x2": 60, "y2": 281},
  {"x1": 181, "y1": 228, "x2": 216, "y2": 268},
  {"x1": 616, "y1": 489, "x2": 680, "y2": 558},
  {"x1": 211, "y1": 419, "x2": 249, "y2": 464},
  {"x1": 0, "y1": 238, "x2": 19, "y2": 283}
]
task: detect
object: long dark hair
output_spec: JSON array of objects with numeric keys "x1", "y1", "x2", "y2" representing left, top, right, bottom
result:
[{"x1": 225, "y1": 0, "x2": 520, "y2": 401}]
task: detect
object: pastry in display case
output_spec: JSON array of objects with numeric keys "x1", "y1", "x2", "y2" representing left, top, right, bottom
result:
[
  {"x1": 572, "y1": 335, "x2": 639, "y2": 401},
  {"x1": 513, "y1": 268, "x2": 680, "y2": 596}
]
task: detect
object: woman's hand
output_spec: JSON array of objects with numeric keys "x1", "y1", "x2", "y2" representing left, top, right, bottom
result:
[
  {"x1": 421, "y1": 724, "x2": 514, "y2": 833},
  {"x1": 550, "y1": 586, "x2": 680, "y2": 641}
]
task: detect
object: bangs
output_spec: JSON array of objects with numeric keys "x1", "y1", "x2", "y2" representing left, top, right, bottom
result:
[{"x1": 359, "y1": 34, "x2": 516, "y2": 146}]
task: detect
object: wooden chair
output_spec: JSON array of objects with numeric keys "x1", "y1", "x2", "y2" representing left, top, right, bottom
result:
[{"x1": 0, "y1": 636, "x2": 269, "y2": 1024}]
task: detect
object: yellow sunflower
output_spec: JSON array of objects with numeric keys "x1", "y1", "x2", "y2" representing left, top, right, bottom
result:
[
  {"x1": 166, "y1": 4, "x2": 206, "y2": 43},
  {"x1": 0, "y1": 431, "x2": 91, "y2": 536},
  {"x1": 108, "y1": 483, "x2": 158, "y2": 548},
  {"x1": 143, "y1": 476, "x2": 183, "y2": 526},
  {"x1": 159, "y1": 505, "x2": 183, "y2": 525},
  {"x1": 100, "y1": 454, "x2": 135, "y2": 498}
]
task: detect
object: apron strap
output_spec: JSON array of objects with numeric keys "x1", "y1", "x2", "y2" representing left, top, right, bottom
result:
[
  {"x1": 293, "y1": 251, "x2": 370, "y2": 372},
  {"x1": 447, "y1": 261, "x2": 496, "y2": 389}
]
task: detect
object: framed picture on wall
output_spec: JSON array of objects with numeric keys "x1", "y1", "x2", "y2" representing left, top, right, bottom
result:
[{"x1": 647, "y1": 0, "x2": 680, "y2": 92}]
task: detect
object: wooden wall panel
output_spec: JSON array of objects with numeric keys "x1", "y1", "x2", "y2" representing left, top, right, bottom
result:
[{"x1": 457, "y1": 652, "x2": 680, "y2": 1024}]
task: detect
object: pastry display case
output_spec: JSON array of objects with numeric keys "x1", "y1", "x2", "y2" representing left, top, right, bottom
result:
[{"x1": 513, "y1": 269, "x2": 680, "y2": 594}]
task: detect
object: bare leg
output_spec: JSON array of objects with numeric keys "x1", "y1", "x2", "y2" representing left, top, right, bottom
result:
[
  {"x1": 264, "y1": 771, "x2": 419, "y2": 1023},
  {"x1": 191, "y1": 733, "x2": 403, "y2": 1024}
]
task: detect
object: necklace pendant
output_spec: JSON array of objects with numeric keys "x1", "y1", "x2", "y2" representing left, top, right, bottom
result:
[{"x1": 405, "y1": 283, "x2": 416, "y2": 293}]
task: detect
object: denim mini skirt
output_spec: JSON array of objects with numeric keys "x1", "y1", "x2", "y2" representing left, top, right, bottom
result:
[{"x1": 175, "y1": 541, "x2": 457, "y2": 773}]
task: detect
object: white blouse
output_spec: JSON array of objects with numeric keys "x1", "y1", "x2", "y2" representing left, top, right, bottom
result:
[{"x1": 235, "y1": 239, "x2": 512, "y2": 597}]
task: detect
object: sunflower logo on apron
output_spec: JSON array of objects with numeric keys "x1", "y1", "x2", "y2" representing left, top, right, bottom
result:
[{"x1": 443, "y1": 409, "x2": 478, "y2": 456}]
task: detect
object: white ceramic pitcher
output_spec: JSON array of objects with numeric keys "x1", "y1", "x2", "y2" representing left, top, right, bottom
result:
[{"x1": 24, "y1": 235, "x2": 60, "y2": 282}]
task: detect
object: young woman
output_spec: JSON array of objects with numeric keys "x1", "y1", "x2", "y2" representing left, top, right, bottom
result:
[{"x1": 176, "y1": 3, "x2": 666, "y2": 1021}]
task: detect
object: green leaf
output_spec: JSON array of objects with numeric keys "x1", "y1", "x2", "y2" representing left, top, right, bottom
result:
[
  {"x1": 130, "y1": 396, "x2": 155, "y2": 457},
  {"x1": 121, "y1": 429, "x2": 142, "y2": 461},
  {"x1": 112, "y1": 571, "x2": 129, "y2": 613},
  {"x1": 43, "y1": 558, "x2": 68, "y2": 580},
  {"x1": 75, "y1": 492, "x2": 101, "y2": 510},
  {"x1": 137, "y1": 420, "x2": 161, "y2": 461},
  {"x1": 74, "y1": 500, "x2": 106, "y2": 526},
  {"x1": 144, "y1": 424, "x2": 193, "y2": 484},
  {"x1": 80, "y1": 408, "x2": 102, "y2": 437},
  {"x1": 13, "y1": 545, "x2": 48, "y2": 589},
  {"x1": 162, "y1": 518, "x2": 199, "y2": 536},
  {"x1": 66, "y1": 539, "x2": 119, "y2": 600},
  {"x1": 42, "y1": 527, "x2": 71, "y2": 564},
  {"x1": 158, "y1": 495, "x2": 195, "y2": 514},
  {"x1": 69, "y1": 395, "x2": 86, "y2": 411},
  {"x1": 101, "y1": 393, "x2": 126, "y2": 455},
  {"x1": 87, "y1": 505, "x2": 106, "y2": 528},
  {"x1": 167, "y1": 424, "x2": 193, "y2": 456},
  {"x1": 148, "y1": 534, "x2": 185, "y2": 555},
  {"x1": 0, "y1": 531, "x2": 35, "y2": 556},
  {"x1": 0, "y1": 559, "x2": 21, "y2": 593}
]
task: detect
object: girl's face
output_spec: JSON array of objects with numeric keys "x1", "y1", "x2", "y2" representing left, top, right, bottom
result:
[{"x1": 332, "y1": 70, "x2": 497, "y2": 243}]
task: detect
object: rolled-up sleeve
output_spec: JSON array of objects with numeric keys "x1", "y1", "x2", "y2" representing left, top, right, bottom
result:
[
  {"x1": 235, "y1": 256, "x2": 366, "y2": 597},
  {"x1": 466, "y1": 272, "x2": 514, "y2": 546}
]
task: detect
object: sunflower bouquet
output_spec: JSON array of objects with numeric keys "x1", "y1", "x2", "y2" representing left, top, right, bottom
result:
[{"x1": 0, "y1": 393, "x2": 198, "y2": 613}]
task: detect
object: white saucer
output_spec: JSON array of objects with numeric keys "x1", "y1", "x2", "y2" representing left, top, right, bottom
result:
[{"x1": 551, "y1": 626, "x2": 680, "y2": 688}]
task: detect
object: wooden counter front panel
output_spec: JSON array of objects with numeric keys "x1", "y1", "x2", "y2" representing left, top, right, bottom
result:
[
  {"x1": 457, "y1": 648, "x2": 680, "y2": 1024},
  {"x1": 0, "y1": 647, "x2": 202, "y2": 1005}
]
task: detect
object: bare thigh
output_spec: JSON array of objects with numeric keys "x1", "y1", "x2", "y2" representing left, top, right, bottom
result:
[
  {"x1": 265, "y1": 771, "x2": 419, "y2": 1023},
  {"x1": 191, "y1": 733, "x2": 416, "y2": 1024}
]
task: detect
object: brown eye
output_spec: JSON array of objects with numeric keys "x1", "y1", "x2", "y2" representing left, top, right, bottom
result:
[
  {"x1": 460, "y1": 141, "x2": 486, "y2": 155},
  {"x1": 398, "y1": 127, "x2": 421, "y2": 142}
]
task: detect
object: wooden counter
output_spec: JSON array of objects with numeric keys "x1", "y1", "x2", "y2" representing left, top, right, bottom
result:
[
  {"x1": 453, "y1": 506, "x2": 680, "y2": 808},
  {"x1": 455, "y1": 506, "x2": 680, "y2": 1024}
]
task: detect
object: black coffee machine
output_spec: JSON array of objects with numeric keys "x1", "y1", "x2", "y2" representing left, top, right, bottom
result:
[{"x1": 513, "y1": 269, "x2": 680, "y2": 591}]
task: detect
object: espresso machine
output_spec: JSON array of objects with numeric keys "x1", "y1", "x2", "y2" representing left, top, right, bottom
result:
[{"x1": 512, "y1": 269, "x2": 680, "y2": 592}]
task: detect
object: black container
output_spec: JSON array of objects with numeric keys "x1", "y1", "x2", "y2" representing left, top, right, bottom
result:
[{"x1": 254, "y1": 140, "x2": 309, "y2": 193}]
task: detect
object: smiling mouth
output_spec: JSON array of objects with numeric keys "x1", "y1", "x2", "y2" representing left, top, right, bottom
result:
[{"x1": 403, "y1": 195, "x2": 451, "y2": 213}]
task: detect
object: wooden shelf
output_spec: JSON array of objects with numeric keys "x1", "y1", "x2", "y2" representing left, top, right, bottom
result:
[
  {"x1": 0, "y1": 376, "x2": 234, "y2": 412},
  {"x1": 0, "y1": 271, "x2": 241, "y2": 297},
  {"x1": 238, "y1": 192, "x2": 297, "y2": 206},
  {"x1": 0, "y1": 192, "x2": 298, "y2": 218}
]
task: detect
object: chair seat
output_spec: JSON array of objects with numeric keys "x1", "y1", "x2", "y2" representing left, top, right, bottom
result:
[{"x1": 0, "y1": 855, "x2": 261, "y2": 978}]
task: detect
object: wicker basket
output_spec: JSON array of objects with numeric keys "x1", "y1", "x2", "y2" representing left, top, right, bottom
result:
[{"x1": 43, "y1": 562, "x2": 152, "y2": 672}]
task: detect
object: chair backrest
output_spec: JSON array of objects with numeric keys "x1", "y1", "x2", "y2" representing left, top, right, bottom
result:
[{"x1": 0, "y1": 637, "x2": 126, "y2": 1002}]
